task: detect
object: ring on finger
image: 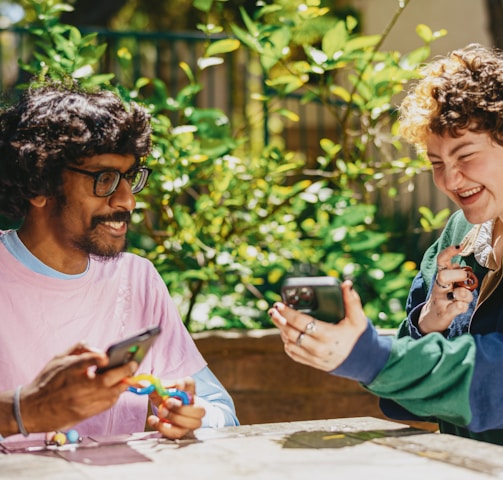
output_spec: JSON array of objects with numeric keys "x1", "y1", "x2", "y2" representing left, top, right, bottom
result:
[
  {"x1": 437, "y1": 264, "x2": 448, "y2": 271},
  {"x1": 446, "y1": 291, "x2": 456, "y2": 301},
  {"x1": 435, "y1": 277, "x2": 450, "y2": 289},
  {"x1": 296, "y1": 332, "x2": 305, "y2": 346},
  {"x1": 305, "y1": 320, "x2": 316, "y2": 335}
]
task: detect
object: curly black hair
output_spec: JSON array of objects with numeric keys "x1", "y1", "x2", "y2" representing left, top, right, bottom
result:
[
  {"x1": 399, "y1": 43, "x2": 503, "y2": 153},
  {"x1": 0, "y1": 81, "x2": 152, "y2": 220}
]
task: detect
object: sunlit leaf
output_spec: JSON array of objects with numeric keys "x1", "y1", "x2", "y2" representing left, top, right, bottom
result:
[{"x1": 205, "y1": 39, "x2": 240, "y2": 57}]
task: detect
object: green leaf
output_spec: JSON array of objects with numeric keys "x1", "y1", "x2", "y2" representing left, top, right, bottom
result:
[
  {"x1": 320, "y1": 138, "x2": 341, "y2": 157},
  {"x1": 322, "y1": 22, "x2": 347, "y2": 59},
  {"x1": 274, "y1": 108, "x2": 299, "y2": 122},
  {"x1": 416, "y1": 24, "x2": 433, "y2": 43},
  {"x1": 400, "y1": 46, "x2": 430, "y2": 69},
  {"x1": 330, "y1": 85, "x2": 351, "y2": 103},
  {"x1": 374, "y1": 252, "x2": 406, "y2": 272},
  {"x1": 345, "y1": 35, "x2": 381, "y2": 52},
  {"x1": 230, "y1": 24, "x2": 262, "y2": 53},
  {"x1": 261, "y1": 27, "x2": 291, "y2": 71},
  {"x1": 240, "y1": 6, "x2": 259, "y2": 37},
  {"x1": 193, "y1": 0, "x2": 214, "y2": 13},
  {"x1": 206, "y1": 39, "x2": 240, "y2": 57}
]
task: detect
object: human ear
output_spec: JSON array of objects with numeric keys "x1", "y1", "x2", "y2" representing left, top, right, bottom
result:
[{"x1": 28, "y1": 195, "x2": 48, "y2": 208}]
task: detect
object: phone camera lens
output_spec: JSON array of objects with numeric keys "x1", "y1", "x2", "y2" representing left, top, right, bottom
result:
[
  {"x1": 299, "y1": 287, "x2": 314, "y2": 305},
  {"x1": 284, "y1": 288, "x2": 299, "y2": 306}
]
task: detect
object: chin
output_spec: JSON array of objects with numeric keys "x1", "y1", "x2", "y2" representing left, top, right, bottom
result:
[{"x1": 75, "y1": 236, "x2": 127, "y2": 259}]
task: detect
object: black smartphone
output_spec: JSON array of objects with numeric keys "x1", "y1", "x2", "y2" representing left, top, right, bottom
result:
[
  {"x1": 280, "y1": 276, "x2": 345, "y2": 324},
  {"x1": 97, "y1": 325, "x2": 161, "y2": 373}
]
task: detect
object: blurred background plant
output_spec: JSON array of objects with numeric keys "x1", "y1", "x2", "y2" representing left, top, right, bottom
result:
[{"x1": 1, "y1": 0, "x2": 449, "y2": 331}]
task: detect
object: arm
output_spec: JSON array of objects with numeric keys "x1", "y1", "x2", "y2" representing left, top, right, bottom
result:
[
  {"x1": 269, "y1": 280, "x2": 502, "y2": 433},
  {"x1": 335, "y1": 321, "x2": 499, "y2": 431},
  {"x1": 1, "y1": 343, "x2": 136, "y2": 439},
  {"x1": 192, "y1": 366, "x2": 239, "y2": 427},
  {"x1": 146, "y1": 367, "x2": 239, "y2": 437}
]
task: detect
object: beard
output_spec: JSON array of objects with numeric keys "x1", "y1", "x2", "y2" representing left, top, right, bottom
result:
[
  {"x1": 72, "y1": 211, "x2": 131, "y2": 260},
  {"x1": 52, "y1": 193, "x2": 131, "y2": 260}
]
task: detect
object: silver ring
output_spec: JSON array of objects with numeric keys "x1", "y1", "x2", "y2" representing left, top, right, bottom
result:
[
  {"x1": 296, "y1": 332, "x2": 305, "y2": 346},
  {"x1": 437, "y1": 264, "x2": 448, "y2": 271},
  {"x1": 435, "y1": 277, "x2": 450, "y2": 289},
  {"x1": 447, "y1": 291, "x2": 456, "y2": 301},
  {"x1": 305, "y1": 320, "x2": 317, "y2": 335}
]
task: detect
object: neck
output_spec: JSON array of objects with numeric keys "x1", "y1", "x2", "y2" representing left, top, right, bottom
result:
[{"x1": 17, "y1": 225, "x2": 89, "y2": 275}]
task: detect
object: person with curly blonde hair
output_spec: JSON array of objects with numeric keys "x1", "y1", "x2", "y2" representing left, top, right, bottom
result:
[{"x1": 269, "y1": 44, "x2": 503, "y2": 446}]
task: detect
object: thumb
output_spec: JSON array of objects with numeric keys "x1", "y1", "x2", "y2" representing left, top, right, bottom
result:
[{"x1": 341, "y1": 280, "x2": 367, "y2": 327}]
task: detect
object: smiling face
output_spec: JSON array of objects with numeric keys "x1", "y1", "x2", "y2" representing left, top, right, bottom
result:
[
  {"x1": 60, "y1": 153, "x2": 138, "y2": 257},
  {"x1": 426, "y1": 130, "x2": 503, "y2": 225},
  {"x1": 19, "y1": 153, "x2": 138, "y2": 274}
]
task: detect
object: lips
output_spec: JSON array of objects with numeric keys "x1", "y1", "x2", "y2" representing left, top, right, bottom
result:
[
  {"x1": 103, "y1": 221, "x2": 126, "y2": 229},
  {"x1": 91, "y1": 212, "x2": 131, "y2": 231},
  {"x1": 100, "y1": 220, "x2": 128, "y2": 236},
  {"x1": 457, "y1": 186, "x2": 483, "y2": 198}
]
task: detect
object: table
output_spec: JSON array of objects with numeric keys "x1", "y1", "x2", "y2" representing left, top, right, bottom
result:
[{"x1": 1, "y1": 417, "x2": 503, "y2": 479}]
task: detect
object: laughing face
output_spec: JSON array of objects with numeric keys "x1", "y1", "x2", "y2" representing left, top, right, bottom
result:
[
  {"x1": 18, "y1": 153, "x2": 141, "y2": 274},
  {"x1": 53, "y1": 154, "x2": 137, "y2": 261},
  {"x1": 426, "y1": 130, "x2": 503, "y2": 225}
]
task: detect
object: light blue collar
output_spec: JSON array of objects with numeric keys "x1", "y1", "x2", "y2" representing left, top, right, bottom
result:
[{"x1": 0, "y1": 230, "x2": 88, "y2": 279}]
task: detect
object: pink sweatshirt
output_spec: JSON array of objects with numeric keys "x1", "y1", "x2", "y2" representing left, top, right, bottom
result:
[{"x1": 0, "y1": 242, "x2": 206, "y2": 436}]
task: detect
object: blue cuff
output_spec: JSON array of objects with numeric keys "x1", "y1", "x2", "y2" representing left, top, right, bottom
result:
[
  {"x1": 330, "y1": 320, "x2": 392, "y2": 385},
  {"x1": 408, "y1": 303, "x2": 425, "y2": 339}
]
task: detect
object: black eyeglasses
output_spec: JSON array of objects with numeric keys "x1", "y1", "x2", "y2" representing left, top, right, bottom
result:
[{"x1": 65, "y1": 165, "x2": 152, "y2": 197}]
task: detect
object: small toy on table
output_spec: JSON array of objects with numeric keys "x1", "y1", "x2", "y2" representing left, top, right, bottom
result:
[
  {"x1": 123, "y1": 374, "x2": 193, "y2": 406},
  {"x1": 45, "y1": 428, "x2": 82, "y2": 446}
]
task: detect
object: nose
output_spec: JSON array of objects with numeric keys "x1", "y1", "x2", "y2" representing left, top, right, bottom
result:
[
  {"x1": 441, "y1": 163, "x2": 464, "y2": 192},
  {"x1": 108, "y1": 177, "x2": 136, "y2": 211}
]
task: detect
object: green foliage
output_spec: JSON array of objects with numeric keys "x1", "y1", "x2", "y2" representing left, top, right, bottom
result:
[
  {"x1": 14, "y1": 0, "x2": 448, "y2": 331},
  {"x1": 419, "y1": 206, "x2": 451, "y2": 233},
  {"x1": 17, "y1": 1, "x2": 113, "y2": 88}
]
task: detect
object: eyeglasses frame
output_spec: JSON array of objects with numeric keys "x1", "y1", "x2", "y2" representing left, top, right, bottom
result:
[{"x1": 65, "y1": 165, "x2": 152, "y2": 197}]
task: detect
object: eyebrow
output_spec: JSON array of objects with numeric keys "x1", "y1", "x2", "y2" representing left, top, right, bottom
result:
[{"x1": 427, "y1": 141, "x2": 476, "y2": 159}]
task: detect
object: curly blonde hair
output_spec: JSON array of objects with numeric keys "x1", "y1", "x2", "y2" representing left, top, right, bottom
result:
[{"x1": 398, "y1": 43, "x2": 503, "y2": 153}]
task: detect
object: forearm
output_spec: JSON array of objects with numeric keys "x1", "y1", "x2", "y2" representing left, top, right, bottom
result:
[
  {"x1": 192, "y1": 367, "x2": 239, "y2": 427},
  {"x1": 195, "y1": 395, "x2": 239, "y2": 428},
  {"x1": 366, "y1": 333, "x2": 474, "y2": 427}
]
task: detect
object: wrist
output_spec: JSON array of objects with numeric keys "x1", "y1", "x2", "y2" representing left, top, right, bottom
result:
[{"x1": 0, "y1": 388, "x2": 24, "y2": 438}]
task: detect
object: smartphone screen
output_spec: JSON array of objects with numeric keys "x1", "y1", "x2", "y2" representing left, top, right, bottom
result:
[
  {"x1": 281, "y1": 276, "x2": 345, "y2": 324},
  {"x1": 97, "y1": 325, "x2": 161, "y2": 373}
]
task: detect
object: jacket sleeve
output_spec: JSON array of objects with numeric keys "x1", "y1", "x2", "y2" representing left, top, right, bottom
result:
[
  {"x1": 397, "y1": 209, "x2": 475, "y2": 339},
  {"x1": 332, "y1": 321, "x2": 503, "y2": 432}
]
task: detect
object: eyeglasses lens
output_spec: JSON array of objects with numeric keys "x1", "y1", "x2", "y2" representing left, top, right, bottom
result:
[
  {"x1": 130, "y1": 169, "x2": 146, "y2": 194},
  {"x1": 95, "y1": 171, "x2": 120, "y2": 197},
  {"x1": 94, "y1": 168, "x2": 149, "y2": 197}
]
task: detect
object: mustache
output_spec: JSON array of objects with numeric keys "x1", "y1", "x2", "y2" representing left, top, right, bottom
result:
[{"x1": 91, "y1": 211, "x2": 132, "y2": 229}]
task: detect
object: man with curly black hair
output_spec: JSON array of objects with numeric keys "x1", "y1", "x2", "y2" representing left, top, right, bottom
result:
[
  {"x1": 0, "y1": 81, "x2": 238, "y2": 441},
  {"x1": 269, "y1": 43, "x2": 503, "y2": 446}
]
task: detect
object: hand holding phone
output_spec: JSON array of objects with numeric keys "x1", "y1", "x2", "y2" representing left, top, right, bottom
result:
[
  {"x1": 280, "y1": 276, "x2": 345, "y2": 324},
  {"x1": 97, "y1": 325, "x2": 161, "y2": 374}
]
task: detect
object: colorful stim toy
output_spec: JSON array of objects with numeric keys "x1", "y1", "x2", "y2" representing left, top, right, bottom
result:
[{"x1": 123, "y1": 374, "x2": 193, "y2": 405}]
